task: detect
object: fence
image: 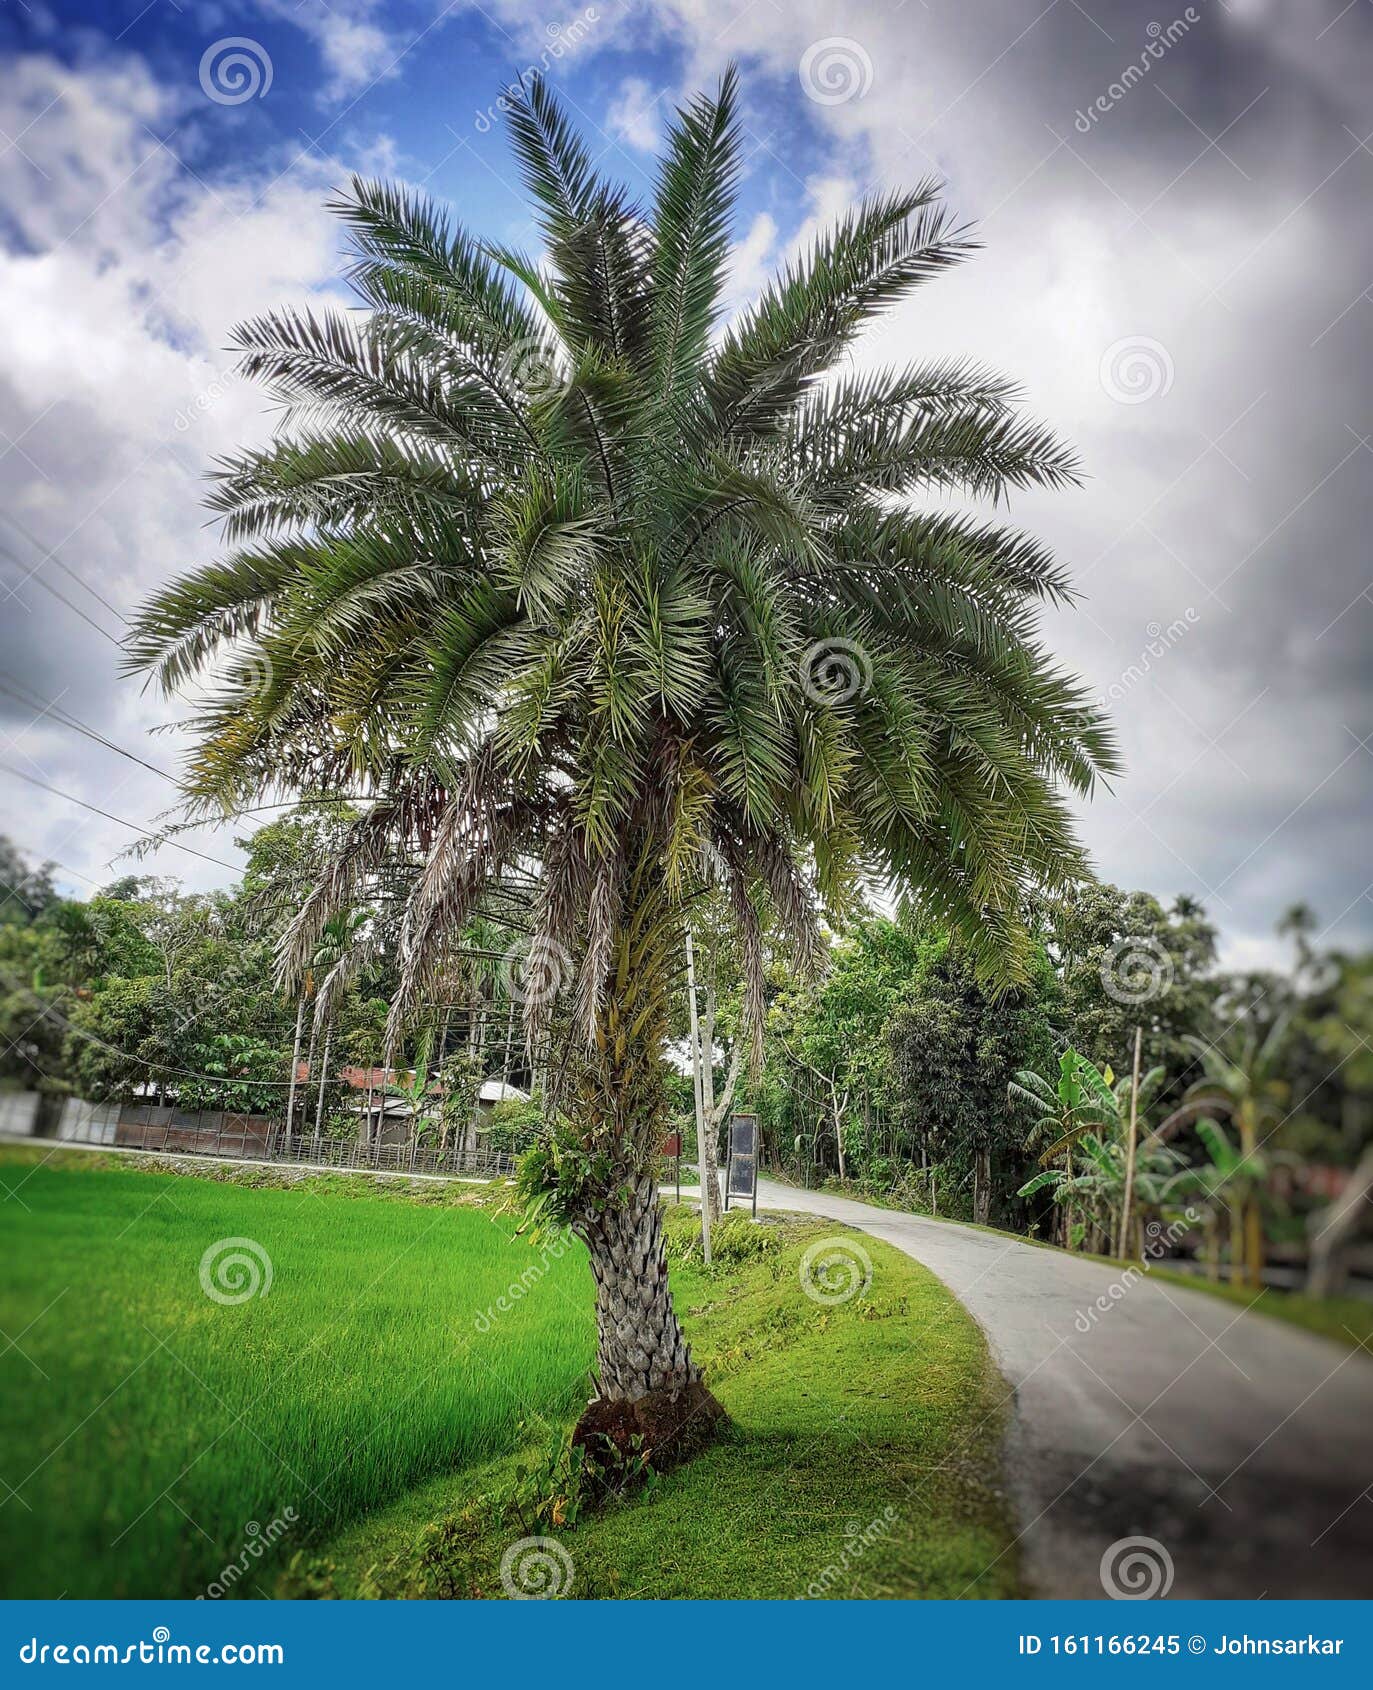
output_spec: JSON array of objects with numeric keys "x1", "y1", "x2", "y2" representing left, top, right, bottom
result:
[
  {"x1": 0, "y1": 1091, "x2": 41, "y2": 1136},
  {"x1": 48, "y1": 1097, "x2": 516, "y2": 1179}
]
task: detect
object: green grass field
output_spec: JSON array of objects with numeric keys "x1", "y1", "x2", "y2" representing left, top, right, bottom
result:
[
  {"x1": 0, "y1": 1148, "x2": 592, "y2": 1598},
  {"x1": 0, "y1": 1147, "x2": 1018, "y2": 1600}
]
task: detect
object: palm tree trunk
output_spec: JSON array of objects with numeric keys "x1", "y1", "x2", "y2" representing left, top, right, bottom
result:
[
  {"x1": 1119, "y1": 1025, "x2": 1142, "y2": 1260},
  {"x1": 563, "y1": 848, "x2": 725, "y2": 1472},
  {"x1": 581, "y1": 1172, "x2": 703, "y2": 1398},
  {"x1": 299, "y1": 1015, "x2": 318, "y2": 1158}
]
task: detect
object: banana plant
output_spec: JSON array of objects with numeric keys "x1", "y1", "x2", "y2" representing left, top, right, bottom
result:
[
  {"x1": 1171, "y1": 1116, "x2": 1273, "y2": 1284},
  {"x1": 1019, "y1": 1128, "x2": 1190, "y2": 1256},
  {"x1": 1009, "y1": 1048, "x2": 1165, "y2": 1248}
]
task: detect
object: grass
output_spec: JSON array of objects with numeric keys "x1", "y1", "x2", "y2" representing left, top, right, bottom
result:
[
  {"x1": 0, "y1": 1145, "x2": 1018, "y2": 1601},
  {"x1": 287, "y1": 1207, "x2": 1019, "y2": 1600},
  {"x1": 0, "y1": 1146, "x2": 592, "y2": 1598}
]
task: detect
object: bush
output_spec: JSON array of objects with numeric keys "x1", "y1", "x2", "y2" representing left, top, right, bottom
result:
[{"x1": 484, "y1": 1097, "x2": 544, "y2": 1156}]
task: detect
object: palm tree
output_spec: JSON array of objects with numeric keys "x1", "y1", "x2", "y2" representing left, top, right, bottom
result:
[{"x1": 127, "y1": 70, "x2": 1116, "y2": 1466}]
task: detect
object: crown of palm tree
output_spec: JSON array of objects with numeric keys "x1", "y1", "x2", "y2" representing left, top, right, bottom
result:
[{"x1": 128, "y1": 67, "x2": 1116, "y2": 1065}]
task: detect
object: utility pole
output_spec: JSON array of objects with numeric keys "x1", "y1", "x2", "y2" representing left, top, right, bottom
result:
[
  {"x1": 684, "y1": 928, "x2": 712, "y2": 1266},
  {"x1": 1120, "y1": 1024, "x2": 1142, "y2": 1259},
  {"x1": 284, "y1": 996, "x2": 304, "y2": 1154}
]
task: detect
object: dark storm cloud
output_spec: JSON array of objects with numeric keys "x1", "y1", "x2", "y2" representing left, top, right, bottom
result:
[{"x1": 790, "y1": 0, "x2": 1373, "y2": 959}]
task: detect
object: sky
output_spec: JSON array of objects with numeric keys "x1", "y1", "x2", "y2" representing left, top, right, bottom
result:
[{"x1": 0, "y1": 0, "x2": 1369, "y2": 971}]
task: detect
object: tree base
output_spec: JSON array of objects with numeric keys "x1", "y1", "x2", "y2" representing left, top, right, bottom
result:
[{"x1": 571, "y1": 1380, "x2": 727, "y2": 1483}]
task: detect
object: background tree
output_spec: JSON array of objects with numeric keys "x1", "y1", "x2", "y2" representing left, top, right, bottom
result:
[
  {"x1": 1037, "y1": 883, "x2": 1216, "y2": 1097},
  {"x1": 889, "y1": 928, "x2": 1056, "y2": 1223}
]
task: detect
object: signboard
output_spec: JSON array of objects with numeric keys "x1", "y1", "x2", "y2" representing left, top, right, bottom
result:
[{"x1": 725, "y1": 1113, "x2": 758, "y2": 1215}]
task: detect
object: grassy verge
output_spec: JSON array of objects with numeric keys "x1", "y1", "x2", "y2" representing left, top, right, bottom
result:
[{"x1": 286, "y1": 1207, "x2": 1019, "y2": 1600}]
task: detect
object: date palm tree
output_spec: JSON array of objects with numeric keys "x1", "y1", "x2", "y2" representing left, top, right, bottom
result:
[{"x1": 128, "y1": 70, "x2": 1116, "y2": 1466}]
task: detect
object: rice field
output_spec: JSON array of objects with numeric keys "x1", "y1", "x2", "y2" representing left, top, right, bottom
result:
[{"x1": 0, "y1": 1151, "x2": 593, "y2": 1598}]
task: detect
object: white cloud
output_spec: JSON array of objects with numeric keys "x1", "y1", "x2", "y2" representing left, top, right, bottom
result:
[
  {"x1": 0, "y1": 50, "x2": 348, "y2": 893},
  {"x1": 606, "y1": 75, "x2": 663, "y2": 151},
  {"x1": 722, "y1": 209, "x2": 777, "y2": 316}
]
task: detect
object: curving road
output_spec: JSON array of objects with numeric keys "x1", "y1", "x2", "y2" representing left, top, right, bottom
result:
[{"x1": 747, "y1": 1175, "x2": 1373, "y2": 1599}]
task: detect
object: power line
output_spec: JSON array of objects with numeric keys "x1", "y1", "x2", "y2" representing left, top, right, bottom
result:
[
  {"x1": 0, "y1": 674, "x2": 176, "y2": 783},
  {"x1": 0, "y1": 762, "x2": 239, "y2": 871},
  {"x1": 0, "y1": 509, "x2": 130, "y2": 626},
  {"x1": 0, "y1": 539, "x2": 124, "y2": 647}
]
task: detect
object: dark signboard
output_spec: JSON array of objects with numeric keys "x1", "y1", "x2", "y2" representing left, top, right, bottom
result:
[
  {"x1": 725, "y1": 1113, "x2": 758, "y2": 1214},
  {"x1": 661, "y1": 1131, "x2": 683, "y2": 1159}
]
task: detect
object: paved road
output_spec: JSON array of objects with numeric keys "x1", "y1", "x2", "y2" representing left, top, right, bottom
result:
[{"x1": 747, "y1": 1176, "x2": 1373, "y2": 1598}]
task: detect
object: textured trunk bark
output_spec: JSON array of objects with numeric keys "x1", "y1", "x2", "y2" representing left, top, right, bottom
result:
[
  {"x1": 560, "y1": 846, "x2": 727, "y2": 1474},
  {"x1": 572, "y1": 1173, "x2": 726, "y2": 1473},
  {"x1": 973, "y1": 1145, "x2": 991, "y2": 1224},
  {"x1": 583, "y1": 1172, "x2": 698, "y2": 1398}
]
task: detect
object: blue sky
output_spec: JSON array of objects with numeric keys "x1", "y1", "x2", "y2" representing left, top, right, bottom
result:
[
  {"x1": 5, "y1": 2, "x2": 847, "y2": 265},
  {"x1": 2, "y1": 1, "x2": 1371, "y2": 968}
]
